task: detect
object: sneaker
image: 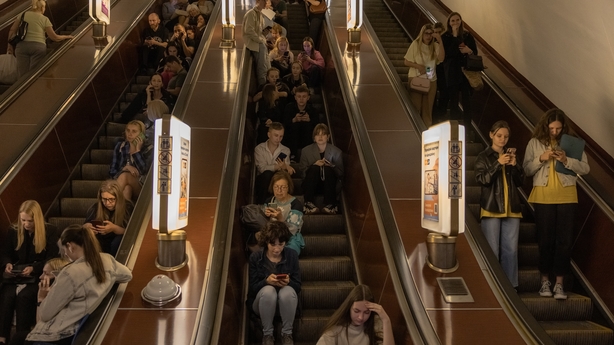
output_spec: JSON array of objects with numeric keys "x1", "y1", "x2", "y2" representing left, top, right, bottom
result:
[
  {"x1": 262, "y1": 334, "x2": 274, "y2": 345},
  {"x1": 553, "y1": 283, "x2": 567, "y2": 300},
  {"x1": 281, "y1": 333, "x2": 294, "y2": 345},
  {"x1": 322, "y1": 204, "x2": 338, "y2": 215},
  {"x1": 539, "y1": 280, "x2": 552, "y2": 297},
  {"x1": 303, "y1": 201, "x2": 319, "y2": 214}
]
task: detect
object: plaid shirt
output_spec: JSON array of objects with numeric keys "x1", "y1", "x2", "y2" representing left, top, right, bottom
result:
[{"x1": 109, "y1": 141, "x2": 148, "y2": 178}]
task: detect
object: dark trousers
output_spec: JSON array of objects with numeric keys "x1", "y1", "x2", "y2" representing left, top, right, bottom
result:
[
  {"x1": 534, "y1": 203, "x2": 577, "y2": 277},
  {"x1": 442, "y1": 77, "x2": 472, "y2": 125},
  {"x1": 302, "y1": 165, "x2": 337, "y2": 205},
  {"x1": 142, "y1": 46, "x2": 165, "y2": 69},
  {"x1": 0, "y1": 283, "x2": 38, "y2": 340},
  {"x1": 288, "y1": 121, "x2": 315, "y2": 158},
  {"x1": 255, "y1": 170, "x2": 275, "y2": 204}
]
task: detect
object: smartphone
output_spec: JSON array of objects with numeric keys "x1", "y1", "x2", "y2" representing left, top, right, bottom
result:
[
  {"x1": 299, "y1": 111, "x2": 306, "y2": 115},
  {"x1": 277, "y1": 152, "x2": 287, "y2": 161},
  {"x1": 268, "y1": 203, "x2": 278, "y2": 210},
  {"x1": 283, "y1": 51, "x2": 289, "y2": 57},
  {"x1": 506, "y1": 148, "x2": 516, "y2": 155},
  {"x1": 91, "y1": 220, "x2": 104, "y2": 227},
  {"x1": 132, "y1": 132, "x2": 146, "y2": 145},
  {"x1": 275, "y1": 274, "x2": 288, "y2": 280},
  {"x1": 48, "y1": 277, "x2": 56, "y2": 285},
  {"x1": 11, "y1": 269, "x2": 22, "y2": 274}
]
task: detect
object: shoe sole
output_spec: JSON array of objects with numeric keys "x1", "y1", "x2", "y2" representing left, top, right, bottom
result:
[
  {"x1": 554, "y1": 294, "x2": 567, "y2": 300},
  {"x1": 539, "y1": 292, "x2": 553, "y2": 297}
]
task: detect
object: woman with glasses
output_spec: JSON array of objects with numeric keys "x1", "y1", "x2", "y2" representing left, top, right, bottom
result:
[
  {"x1": 264, "y1": 171, "x2": 304, "y2": 255},
  {"x1": 404, "y1": 23, "x2": 445, "y2": 127},
  {"x1": 248, "y1": 221, "x2": 301, "y2": 345},
  {"x1": 84, "y1": 180, "x2": 134, "y2": 256}
]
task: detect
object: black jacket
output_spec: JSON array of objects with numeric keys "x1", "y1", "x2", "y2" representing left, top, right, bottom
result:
[{"x1": 475, "y1": 147, "x2": 524, "y2": 214}]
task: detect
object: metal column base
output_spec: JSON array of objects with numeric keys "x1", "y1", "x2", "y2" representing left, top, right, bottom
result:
[
  {"x1": 426, "y1": 233, "x2": 459, "y2": 273},
  {"x1": 156, "y1": 230, "x2": 188, "y2": 271}
]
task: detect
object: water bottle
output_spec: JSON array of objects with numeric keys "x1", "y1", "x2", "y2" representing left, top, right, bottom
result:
[{"x1": 426, "y1": 66, "x2": 434, "y2": 80}]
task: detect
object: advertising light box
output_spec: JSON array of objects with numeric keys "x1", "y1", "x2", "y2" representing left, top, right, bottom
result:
[
  {"x1": 421, "y1": 121, "x2": 465, "y2": 236},
  {"x1": 89, "y1": 0, "x2": 111, "y2": 24},
  {"x1": 152, "y1": 116, "x2": 191, "y2": 232}
]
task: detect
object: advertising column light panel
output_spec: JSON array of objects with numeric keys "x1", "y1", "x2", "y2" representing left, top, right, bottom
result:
[
  {"x1": 222, "y1": 0, "x2": 236, "y2": 25},
  {"x1": 152, "y1": 116, "x2": 191, "y2": 232},
  {"x1": 89, "y1": 0, "x2": 111, "y2": 24},
  {"x1": 421, "y1": 122, "x2": 465, "y2": 235},
  {"x1": 347, "y1": 0, "x2": 362, "y2": 29}
]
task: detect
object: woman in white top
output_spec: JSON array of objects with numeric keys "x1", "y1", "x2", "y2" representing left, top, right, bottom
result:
[
  {"x1": 7, "y1": 0, "x2": 73, "y2": 78},
  {"x1": 317, "y1": 284, "x2": 393, "y2": 345},
  {"x1": 404, "y1": 23, "x2": 444, "y2": 127}
]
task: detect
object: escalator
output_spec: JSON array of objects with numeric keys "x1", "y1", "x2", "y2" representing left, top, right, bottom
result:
[{"x1": 363, "y1": 0, "x2": 614, "y2": 343}]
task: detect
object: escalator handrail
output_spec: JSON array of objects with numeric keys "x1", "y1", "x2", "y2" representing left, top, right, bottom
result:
[
  {"x1": 0, "y1": 0, "x2": 152, "y2": 195},
  {"x1": 324, "y1": 11, "x2": 433, "y2": 345},
  {"x1": 0, "y1": 1, "x2": 31, "y2": 31}
]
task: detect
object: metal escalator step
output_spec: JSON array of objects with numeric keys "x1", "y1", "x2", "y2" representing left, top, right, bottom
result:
[
  {"x1": 467, "y1": 203, "x2": 480, "y2": 220},
  {"x1": 465, "y1": 170, "x2": 477, "y2": 186},
  {"x1": 300, "y1": 281, "x2": 355, "y2": 310},
  {"x1": 300, "y1": 256, "x2": 353, "y2": 281},
  {"x1": 384, "y1": 47, "x2": 407, "y2": 54},
  {"x1": 135, "y1": 75, "x2": 151, "y2": 85},
  {"x1": 119, "y1": 102, "x2": 130, "y2": 113},
  {"x1": 302, "y1": 214, "x2": 345, "y2": 234},
  {"x1": 60, "y1": 198, "x2": 97, "y2": 218},
  {"x1": 82, "y1": 164, "x2": 110, "y2": 180},
  {"x1": 517, "y1": 267, "x2": 541, "y2": 293},
  {"x1": 302, "y1": 234, "x2": 349, "y2": 257},
  {"x1": 131, "y1": 84, "x2": 147, "y2": 93},
  {"x1": 106, "y1": 122, "x2": 125, "y2": 136},
  {"x1": 72, "y1": 180, "x2": 104, "y2": 198},
  {"x1": 90, "y1": 149, "x2": 113, "y2": 164},
  {"x1": 520, "y1": 292, "x2": 593, "y2": 321},
  {"x1": 48, "y1": 217, "x2": 86, "y2": 231},
  {"x1": 124, "y1": 92, "x2": 138, "y2": 102},
  {"x1": 291, "y1": 309, "x2": 335, "y2": 343},
  {"x1": 518, "y1": 243, "x2": 538, "y2": 266},
  {"x1": 99, "y1": 136, "x2": 121, "y2": 149},
  {"x1": 541, "y1": 321, "x2": 613, "y2": 345},
  {"x1": 465, "y1": 185, "x2": 480, "y2": 204},
  {"x1": 519, "y1": 222, "x2": 536, "y2": 243}
]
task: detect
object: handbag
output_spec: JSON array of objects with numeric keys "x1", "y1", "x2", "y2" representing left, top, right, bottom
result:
[
  {"x1": 309, "y1": 0, "x2": 327, "y2": 14},
  {"x1": 240, "y1": 204, "x2": 268, "y2": 232},
  {"x1": 409, "y1": 75, "x2": 430, "y2": 94},
  {"x1": 465, "y1": 54, "x2": 484, "y2": 71},
  {"x1": 9, "y1": 13, "x2": 28, "y2": 47},
  {"x1": 462, "y1": 68, "x2": 483, "y2": 91}
]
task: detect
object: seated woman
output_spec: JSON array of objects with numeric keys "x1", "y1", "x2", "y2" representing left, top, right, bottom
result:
[
  {"x1": 84, "y1": 180, "x2": 135, "y2": 256},
  {"x1": 266, "y1": 23, "x2": 286, "y2": 51},
  {"x1": 25, "y1": 225, "x2": 132, "y2": 345},
  {"x1": 316, "y1": 284, "x2": 393, "y2": 345},
  {"x1": 282, "y1": 61, "x2": 310, "y2": 97},
  {"x1": 182, "y1": 3, "x2": 200, "y2": 27},
  {"x1": 196, "y1": 0, "x2": 214, "y2": 19},
  {"x1": 297, "y1": 36, "x2": 325, "y2": 87},
  {"x1": 0, "y1": 200, "x2": 60, "y2": 345},
  {"x1": 248, "y1": 221, "x2": 301, "y2": 345},
  {"x1": 263, "y1": 171, "x2": 304, "y2": 255},
  {"x1": 256, "y1": 84, "x2": 284, "y2": 144},
  {"x1": 299, "y1": 123, "x2": 344, "y2": 215},
  {"x1": 109, "y1": 120, "x2": 153, "y2": 202},
  {"x1": 119, "y1": 74, "x2": 174, "y2": 124},
  {"x1": 269, "y1": 36, "x2": 294, "y2": 78}
]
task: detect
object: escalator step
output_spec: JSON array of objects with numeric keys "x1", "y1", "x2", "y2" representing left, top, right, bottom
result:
[
  {"x1": 517, "y1": 267, "x2": 541, "y2": 293},
  {"x1": 60, "y1": 198, "x2": 97, "y2": 218},
  {"x1": 302, "y1": 214, "x2": 345, "y2": 234},
  {"x1": 465, "y1": 185, "x2": 480, "y2": 204},
  {"x1": 300, "y1": 281, "x2": 355, "y2": 309},
  {"x1": 518, "y1": 243, "x2": 538, "y2": 267},
  {"x1": 107, "y1": 122, "x2": 125, "y2": 136},
  {"x1": 292, "y1": 309, "x2": 335, "y2": 342},
  {"x1": 125, "y1": 92, "x2": 137, "y2": 102},
  {"x1": 519, "y1": 222, "x2": 536, "y2": 243},
  {"x1": 48, "y1": 217, "x2": 86, "y2": 231},
  {"x1": 520, "y1": 292, "x2": 592, "y2": 321},
  {"x1": 541, "y1": 321, "x2": 613, "y2": 345},
  {"x1": 466, "y1": 142, "x2": 484, "y2": 155},
  {"x1": 82, "y1": 164, "x2": 110, "y2": 180},
  {"x1": 90, "y1": 149, "x2": 113, "y2": 164},
  {"x1": 99, "y1": 136, "x2": 121, "y2": 149},
  {"x1": 72, "y1": 180, "x2": 104, "y2": 198},
  {"x1": 302, "y1": 234, "x2": 349, "y2": 257},
  {"x1": 135, "y1": 75, "x2": 151, "y2": 84},
  {"x1": 300, "y1": 256, "x2": 353, "y2": 281}
]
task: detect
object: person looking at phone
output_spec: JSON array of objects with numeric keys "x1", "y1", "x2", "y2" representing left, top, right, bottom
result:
[
  {"x1": 110, "y1": 120, "x2": 153, "y2": 202},
  {"x1": 0, "y1": 200, "x2": 60, "y2": 345},
  {"x1": 523, "y1": 109, "x2": 589, "y2": 300},
  {"x1": 119, "y1": 74, "x2": 174, "y2": 124},
  {"x1": 164, "y1": 55, "x2": 188, "y2": 98},
  {"x1": 25, "y1": 225, "x2": 133, "y2": 345},
  {"x1": 282, "y1": 61, "x2": 310, "y2": 95},
  {"x1": 269, "y1": 36, "x2": 294, "y2": 77},
  {"x1": 83, "y1": 180, "x2": 135, "y2": 256},
  {"x1": 316, "y1": 284, "x2": 393, "y2": 345},
  {"x1": 253, "y1": 68, "x2": 290, "y2": 107},
  {"x1": 299, "y1": 124, "x2": 344, "y2": 215},
  {"x1": 248, "y1": 221, "x2": 301, "y2": 345},
  {"x1": 264, "y1": 171, "x2": 304, "y2": 254},
  {"x1": 474, "y1": 121, "x2": 524, "y2": 289},
  {"x1": 283, "y1": 85, "x2": 318, "y2": 159},
  {"x1": 265, "y1": 24, "x2": 285, "y2": 51},
  {"x1": 297, "y1": 37, "x2": 325, "y2": 87},
  {"x1": 255, "y1": 122, "x2": 294, "y2": 203}
]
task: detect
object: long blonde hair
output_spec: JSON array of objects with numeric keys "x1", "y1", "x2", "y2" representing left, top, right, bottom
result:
[
  {"x1": 414, "y1": 24, "x2": 438, "y2": 61},
  {"x1": 95, "y1": 180, "x2": 128, "y2": 226},
  {"x1": 15, "y1": 200, "x2": 47, "y2": 253}
]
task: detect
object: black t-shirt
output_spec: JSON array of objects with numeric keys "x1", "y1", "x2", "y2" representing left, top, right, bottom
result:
[{"x1": 142, "y1": 26, "x2": 170, "y2": 49}]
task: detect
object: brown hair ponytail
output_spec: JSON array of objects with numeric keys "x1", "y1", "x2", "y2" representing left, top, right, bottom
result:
[{"x1": 61, "y1": 225, "x2": 106, "y2": 284}]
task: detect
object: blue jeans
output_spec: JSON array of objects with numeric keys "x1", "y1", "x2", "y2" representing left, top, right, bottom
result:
[
  {"x1": 481, "y1": 217, "x2": 520, "y2": 287},
  {"x1": 252, "y1": 285, "x2": 297, "y2": 336}
]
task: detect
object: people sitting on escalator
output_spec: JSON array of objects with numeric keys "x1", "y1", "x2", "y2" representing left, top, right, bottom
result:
[
  {"x1": 248, "y1": 221, "x2": 301, "y2": 345},
  {"x1": 110, "y1": 120, "x2": 153, "y2": 202},
  {"x1": 7, "y1": 0, "x2": 74, "y2": 78},
  {"x1": 162, "y1": 0, "x2": 189, "y2": 32},
  {"x1": 316, "y1": 284, "x2": 393, "y2": 345},
  {"x1": 269, "y1": 36, "x2": 294, "y2": 77},
  {"x1": 282, "y1": 61, "x2": 310, "y2": 96},
  {"x1": 84, "y1": 180, "x2": 135, "y2": 256},
  {"x1": 182, "y1": 4, "x2": 201, "y2": 27},
  {"x1": 169, "y1": 23, "x2": 196, "y2": 62},
  {"x1": 283, "y1": 85, "x2": 317, "y2": 160},
  {"x1": 164, "y1": 55, "x2": 188, "y2": 98},
  {"x1": 0, "y1": 200, "x2": 60, "y2": 345},
  {"x1": 193, "y1": 14, "x2": 207, "y2": 44},
  {"x1": 297, "y1": 37, "x2": 325, "y2": 87},
  {"x1": 141, "y1": 13, "x2": 169, "y2": 74},
  {"x1": 119, "y1": 74, "x2": 174, "y2": 124},
  {"x1": 256, "y1": 83, "x2": 286, "y2": 143},
  {"x1": 270, "y1": 0, "x2": 288, "y2": 30},
  {"x1": 299, "y1": 124, "x2": 344, "y2": 215},
  {"x1": 253, "y1": 68, "x2": 290, "y2": 108},
  {"x1": 157, "y1": 44, "x2": 190, "y2": 88},
  {"x1": 195, "y1": 0, "x2": 214, "y2": 20},
  {"x1": 255, "y1": 122, "x2": 295, "y2": 204},
  {"x1": 25, "y1": 225, "x2": 132, "y2": 345},
  {"x1": 263, "y1": 171, "x2": 304, "y2": 255},
  {"x1": 265, "y1": 24, "x2": 286, "y2": 51},
  {"x1": 185, "y1": 24, "x2": 202, "y2": 52},
  {"x1": 474, "y1": 121, "x2": 524, "y2": 289}
]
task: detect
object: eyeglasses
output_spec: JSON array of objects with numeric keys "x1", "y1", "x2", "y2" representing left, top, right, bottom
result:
[
  {"x1": 268, "y1": 241, "x2": 286, "y2": 247},
  {"x1": 273, "y1": 185, "x2": 288, "y2": 191},
  {"x1": 101, "y1": 197, "x2": 116, "y2": 204},
  {"x1": 424, "y1": 31, "x2": 434, "y2": 35}
]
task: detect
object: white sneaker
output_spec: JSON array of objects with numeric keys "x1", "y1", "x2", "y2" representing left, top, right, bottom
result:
[
  {"x1": 553, "y1": 283, "x2": 567, "y2": 300},
  {"x1": 539, "y1": 280, "x2": 552, "y2": 297}
]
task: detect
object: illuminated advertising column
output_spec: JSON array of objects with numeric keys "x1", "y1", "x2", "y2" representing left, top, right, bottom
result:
[
  {"x1": 220, "y1": 0, "x2": 236, "y2": 48},
  {"x1": 421, "y1": 121, "x2": 465, "y2": 272},
  {"x1": 347, "y1": 0, "x2": 362, "y2": 46},
  {"x1": 89, "y1": 0, "x2": 110, "y2": 24}
]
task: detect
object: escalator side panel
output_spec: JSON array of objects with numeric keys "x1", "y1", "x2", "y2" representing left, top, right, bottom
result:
[{"x1": 46, "y1": 0, "x2": 79, "y2": 27}]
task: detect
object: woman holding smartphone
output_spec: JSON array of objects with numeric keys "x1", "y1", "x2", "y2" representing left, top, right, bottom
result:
[
  {"x1": 269, "y1": 36, "x2": 294, "y2": 77},
  {"x1": 475, "y1": 121, "x2": 524, "y2": 288},
  {"x1": 264, "y1": 171, "x2": 304, "y2": 255},
  {"x1": 523, "y1": 109, "x2": 589, "y2": 300},
  {"x1": 248, "y1": 221, "x2": 301, "y2": 345},
  {"x1": 0, "y1": 200, "x2": 60, "y2": 345},
  {"x1": 109, "y1": 120, "x2": 153, "y2": 202}
]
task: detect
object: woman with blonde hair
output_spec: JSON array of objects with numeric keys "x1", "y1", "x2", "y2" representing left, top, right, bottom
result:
[
  {"x1": 404, "y1": 23, "x2": 445, "y2": 127},
  {"x1": 84, "y1": 180, "x2": 135, "y2": 256},
  {"x1": 0, "y1": 200, "x2": 60, "y2": 345},
  {"x1": 269, "y1": 36, "x2": 294, "y2": 77},
  {"x1": 7, "y1": 0, "x2": 73, "y2": 77}
]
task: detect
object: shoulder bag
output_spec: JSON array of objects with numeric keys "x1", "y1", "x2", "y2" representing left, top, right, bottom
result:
[
  {"x1": 409, "y1": 49, "x2": 431, "y2": 94},
  {"x1": 240, "y1": 204, "x2": 268, "y2": 232},
  {"x1": 465, "y1": 54, "x2": 484, "y2": 71},
  {"x1": 309, "y1": 0, "x2": 327, "y2": 14},
  {"x1": 462, "y1": 68, "x2": 483, "y2": 91},
  {"x1": 9, "y1": 13, "x2": 28, "y2": 47}
]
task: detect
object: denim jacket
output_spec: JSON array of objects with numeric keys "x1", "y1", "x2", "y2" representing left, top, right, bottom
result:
[{"x1": 523, "y1": 138, "x2": 589, "y2": 187}]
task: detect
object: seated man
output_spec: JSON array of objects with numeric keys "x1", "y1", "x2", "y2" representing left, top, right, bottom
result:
[
  {"x1": 271, "y1": 0, "x2": 288, "y2": 30},
  {"x1": 142, "y1": 13, "x2": 169, "y2": 72},
  {"x1": 169, "y1": 23, "x2": 196, "y2": 61},
  {"x1": 254, "y1": 122, "x2": 295, "y2": 203},
  {"x1": 164, "y1": 55, "x2": 188, "y2": 98},
  {"x1": 283, "y1": 85, "x2": 318, "y2": 160}
]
